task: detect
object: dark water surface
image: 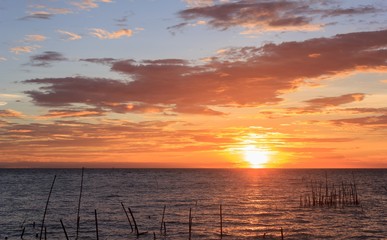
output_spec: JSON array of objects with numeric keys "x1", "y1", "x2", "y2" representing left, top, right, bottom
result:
[{"x1": 1, "y1": 169, "x2": 386, "y2": 239}]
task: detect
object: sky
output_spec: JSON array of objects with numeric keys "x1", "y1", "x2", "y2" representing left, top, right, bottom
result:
[{"x1": 0, "y1": 0, "x2": 386, "y2": 168}]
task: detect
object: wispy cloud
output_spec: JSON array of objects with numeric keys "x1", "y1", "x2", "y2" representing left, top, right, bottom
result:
[
  {"x1": 24, "y1": 34, "x2": 47, "y2": 42},
  {"x1": 57, "y1": 30, "x2": 82, "y2": 41},
  {"x1": 40, "y1": 108, "x2": 105, "y2": 118},
  {"x1": 71, "y1": 0, "x2": 112, "y2": 10},
  {"x1": 90, "y1": 28, "x2": 133, "y2": 39},
  {"x1": 0, "y1": 56, "x2": 6, "y2": 62},
  {"x1": 10, "y1": 45, "x2": 40, "y2": 54}
]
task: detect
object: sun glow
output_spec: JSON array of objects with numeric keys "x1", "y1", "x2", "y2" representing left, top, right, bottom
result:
[{"x1": 243, "y1": 146, "x2": 270, "y2": 168}]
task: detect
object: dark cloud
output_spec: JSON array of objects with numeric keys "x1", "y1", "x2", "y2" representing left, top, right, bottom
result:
[
  {"x1": 23, "y1": 30, "x2": 387, "y2": 115},
  {"x1": 175, "y1": 0, "x2": 380, "y2": 31},
  {"x1": 21, "y1": 12, "x2": 53, "y2": 20},
  {"x1": 29, "y1": 51, "x2": 67, "y2": 67},
  {"x1": 81, "y1": 58, "x2": 117, "y2": 65}
]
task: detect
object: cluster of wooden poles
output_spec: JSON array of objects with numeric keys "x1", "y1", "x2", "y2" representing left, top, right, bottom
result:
[
  {"x1": 18, "y1": 168, "x2": 286, "y2": 240},
  {"x1": 300, "y1": 173, "x2": 360, "y2": 208}
]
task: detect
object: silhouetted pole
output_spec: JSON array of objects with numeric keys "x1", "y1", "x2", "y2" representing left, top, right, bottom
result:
[
  {"x1": 160, "y1": 205, "x2": 166, "y2": 234},
  {"x1": 95, "y1": 209, "x2": 99, "y2": 240},
  {"x1": 76, "y1": 167, "x2": 84, "y2": 239},
  {"x1": 121, "y1": 202, "x2": 133, "y2": 233},
  {"x1": 128, "y1": 207, "x2": 139, "y2": 236},
  {"x1": 188, "y1": 208, "x2": 192, "y2": 240},
  {"x1": 39, "y1": 175, "x2": 56, "y2": 240},
  {"x1": 220, "y1": 204, "x2": 223, "y2": 239},
  {"x1": 60, "y1": 219, "x2": 70, "y2": 240}
]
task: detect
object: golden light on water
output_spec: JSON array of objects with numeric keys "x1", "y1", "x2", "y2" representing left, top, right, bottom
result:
[{"x1": 243, "y1": 145, "x2": 271, "y2": 168}]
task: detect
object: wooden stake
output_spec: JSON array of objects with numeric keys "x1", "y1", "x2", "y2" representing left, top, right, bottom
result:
[
  {"x1": 21, "y1": 226, "x2": 25, "y2": 239},
  {"x1": 60, "y1": 219, "x2": 69, "y2": 240},
  {"x1": 220, "y1": 204, "x2": 223, "y2": 239},
  {"x1": 121, "y1": 202, "x2": 133, "y2": 233},
  {"x1": 189, "y1": 208, "x2": 192, "y2": 240},
  {"x1": 160, "y1": 205, "x2": 166, "y2": 234},
  {"x1": 39, "y1": 175, "x2": 56, "y2": 240},
  {"x1": 128, "y1": 207, "x2": 139, "y2": 236},
  {"x1": 95, "y1": 209, "x2": 99, "y2": 240},
  {"x1": 76, "y1": 167, "x2": 84, "y2": 240}
]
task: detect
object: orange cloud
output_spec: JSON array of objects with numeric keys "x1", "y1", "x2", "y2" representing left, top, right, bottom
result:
[
  {"x1": 90, "y1": 28, "x2": 133, "y2": 39},
  {"x1": 10, "y1": 45, "x2": 40, "y2": 54},
  {"x1": 57, "y1": 30, "x2": 82, "y2": 41},
  {"x1": 0, "y1": 109, "x2": 23, "y2": 118},
  {"x1": 24, "y1": 34, "x2": 46, "y2": 42}
]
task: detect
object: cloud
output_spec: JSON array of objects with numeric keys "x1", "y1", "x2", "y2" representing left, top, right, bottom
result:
[
  {"x1": 183, "y1": 0, "x2": 215, "y2": 7},
  {"x1": 24, "y1": 34, "x2": 46, "y2": 42},
  {"x1": 71, "y1": 0, "x2": 112, "y2": 10},
  {"x1": 22, "y1": 12, "x2": 53, "y2": 20},
  {"x1": 57, "y1": 30, "x2": 82, "y2": 41},
  {"x1": 21, "y1": 4, "x2": 72, "y2": 20},
  {"x1": 0, "y1": 109, "x2": 23, "y2": 118},
  {"x1": 176, "y1": 1, "x2": 315, "y2": 31},
  {"x1": 90, "y1": 28, "x2": 133, "y2": 39},
  {"x1": 175, "y1": 0, "x2": 380, "y2": 32},
  {"x1": 10, "y1": 45, "x2": 40, "y2": 54},
  {"x1": 29, "y1": 51, "x2": 67, "y2": 67},
  {"x1": 71, "y1": 0, "x2": 98, "y2": 10},
  {"x1": 23, "y1": 30, "x2": 387, "y2": 115},
  {"x1": 0, "y1": 56, "x2": 6, "y2": 62},
  {"x1": 40, "y1": 108, "x2": 105, "y2": 118},
  {"x1": 305, "y1": 93, "x2": 365, "y2": 107},
  {"x1": 332, "y1": 115, "x2": 387, "y2": 127}
]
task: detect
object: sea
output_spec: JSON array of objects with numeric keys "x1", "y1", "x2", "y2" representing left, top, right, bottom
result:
[{"x1": 0, "y1": 169, "x2": 386, "y2": 239}]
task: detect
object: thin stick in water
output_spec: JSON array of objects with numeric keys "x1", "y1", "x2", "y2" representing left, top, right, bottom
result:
[
  {"x1": 189, "y1": 208, "x2": 192, "y2": 240},
  {"x1": 60, "y1": 219, "x2": 70, "y2": 240},
  {"x1": 220, "y1": 204, "x2": 223, "y2": 239},
  {"x1": 160, "y1": 205, "x2": 166, "y2": 234},
  {"x1": 39, "y1": 175, "x2": 56, "y2": 240},
  {"x1": 76, "y1": 167, "x2": 84, "y2": 240},
  {"x1": 121, "y1": 202, "x2": 133, "y2": 233},
  {"x1": 95, "y1": 209, "x2": 99, "y2": 240},
  {"x1": 128, "y1": 207, "x2": 139, "y2": 236}
]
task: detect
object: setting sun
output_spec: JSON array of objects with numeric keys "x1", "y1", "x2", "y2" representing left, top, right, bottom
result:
[{"x1": 243, "y1": 146, "x2": 270, "y2": 168}]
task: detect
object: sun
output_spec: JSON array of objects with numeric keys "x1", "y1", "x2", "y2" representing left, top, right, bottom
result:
[{"x1": 243, "y1": 146, "x2": 270, "y2": 168}]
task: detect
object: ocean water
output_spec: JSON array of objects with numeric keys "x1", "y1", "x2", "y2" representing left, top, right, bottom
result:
[{"x1": 0, "y1": 169, "x2": 386, "y2": 239}]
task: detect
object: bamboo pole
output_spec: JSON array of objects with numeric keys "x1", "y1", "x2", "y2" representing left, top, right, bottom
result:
[{"x1": 39, "y1": 175, "x2": 56, "y2": 240}]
